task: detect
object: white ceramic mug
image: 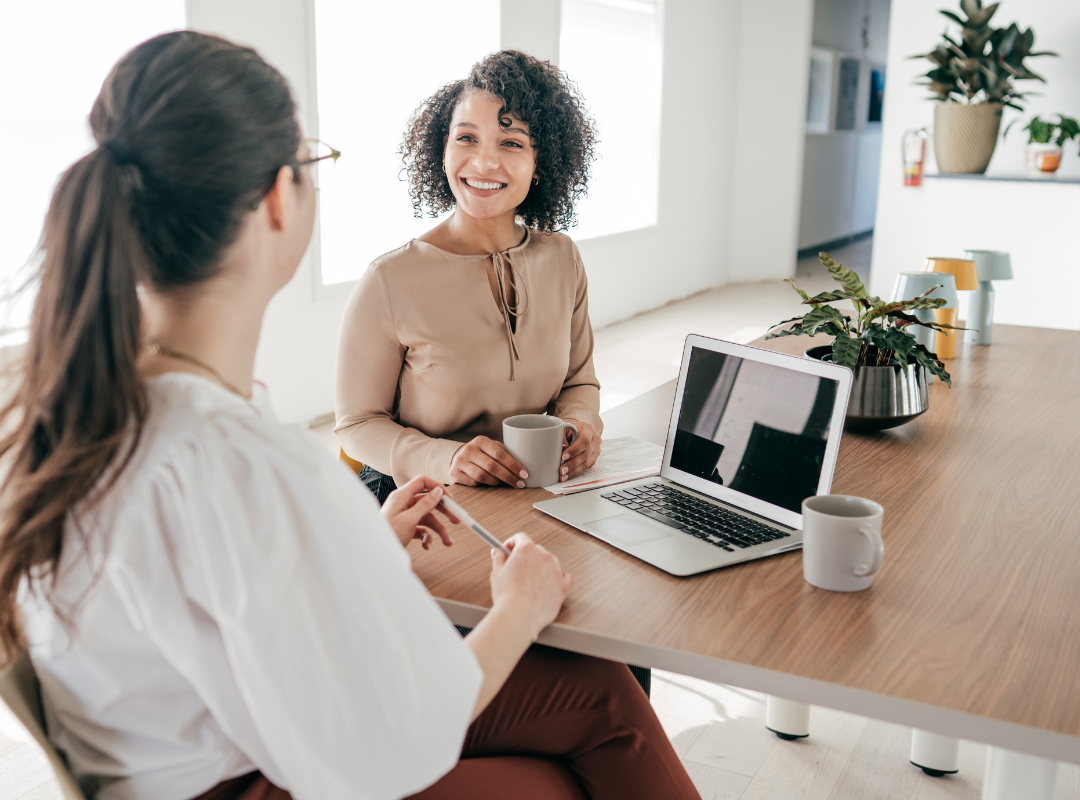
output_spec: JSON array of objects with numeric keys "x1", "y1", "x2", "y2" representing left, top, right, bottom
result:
[
  {"x1": 802, "y1": 495, "x2": 885, "y2": 592},
  {"x1": 503, "y1": 415, "x2": 579, "y2": 488}
]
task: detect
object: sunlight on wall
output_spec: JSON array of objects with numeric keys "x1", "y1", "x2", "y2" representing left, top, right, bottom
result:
[
  {"x1": 314, "y1": 0, "x2": 499, "y2": 285},
  {"x1": 560, "y1": 0, "x2": 663, "y2": 241},
  {"x1": 0, "y1": 1, "x2": 185, "y2": 337}
]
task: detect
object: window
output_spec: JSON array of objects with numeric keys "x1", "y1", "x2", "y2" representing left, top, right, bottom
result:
[
  {"x1": 0, "y1": 1, "x2": 186, "y2": 340},
  {"x1": 560, "y1": 0, "x2": 663, "y2": 240},
  {"x1": 314, "y1": 0, "x2": 500, "y2": 286}
]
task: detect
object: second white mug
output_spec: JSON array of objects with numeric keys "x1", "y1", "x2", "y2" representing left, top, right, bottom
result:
[{"x1": 802, "y1": 495, "x2": 885, "y2": 592}]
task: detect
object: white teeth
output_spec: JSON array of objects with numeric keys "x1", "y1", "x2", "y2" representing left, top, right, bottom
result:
[{"x1": 464, "y1": 178, "x2": 504, "y2": 190}]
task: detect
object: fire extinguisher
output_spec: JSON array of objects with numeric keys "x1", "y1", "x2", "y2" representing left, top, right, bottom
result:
[{"x1": 903, "y1": 127, "x2": 929, "y2": 186}]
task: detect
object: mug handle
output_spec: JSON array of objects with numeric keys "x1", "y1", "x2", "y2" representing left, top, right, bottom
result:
[
  {"x1": 853, "y1": 524, "x2": 885, "y2": 577},
  {"x1": 559, "y1": 421, "x2": 579, "y2": 448}
]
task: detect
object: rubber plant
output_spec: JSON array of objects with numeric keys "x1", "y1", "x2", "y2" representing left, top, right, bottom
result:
[
  {"x1": 1004, "y1": 114, "x2": 1080, "y2": 151},
  {"x1": 913, "y1": 0, "x2": 1056, "y2": 110},
  {"x1": 765, "y1": 253, "x2": 961, "y2": 386}
]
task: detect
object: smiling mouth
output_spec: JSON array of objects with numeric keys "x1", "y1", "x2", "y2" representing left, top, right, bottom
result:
[{"x1": 463, "y1": 177, "x2": 507, "y2": 191}]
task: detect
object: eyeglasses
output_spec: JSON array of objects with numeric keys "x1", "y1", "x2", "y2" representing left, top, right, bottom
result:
[
  {"x1": 250, "y1": 138, "x2": 341, "y2": 209},
  {"x1": 293, "y1": 138, "x2": 342, "y2": 173}
]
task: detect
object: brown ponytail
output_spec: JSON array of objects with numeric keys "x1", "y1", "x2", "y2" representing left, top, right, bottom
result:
[{"x1": 0, "y1": 31, "x2": 301, "y2": 664}]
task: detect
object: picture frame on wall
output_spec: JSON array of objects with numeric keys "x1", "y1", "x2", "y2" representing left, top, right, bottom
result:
[
  {"x1": 868, "y1": 62, "x2": 885, "y2": 125},
  {"x1": 834, "y1": 56, "x2": 860, "y2": 131},
  {"x1": 806, "y1": 47, "x2": 834, "y2": 134}
]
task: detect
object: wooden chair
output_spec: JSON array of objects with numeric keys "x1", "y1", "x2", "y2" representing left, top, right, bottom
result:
[
  {"x1": 0, "y1": 651, "x2": 88, "y2": 800},
  {"x1": 339, "y1": 448, "x2": 363, "y2": 474}
]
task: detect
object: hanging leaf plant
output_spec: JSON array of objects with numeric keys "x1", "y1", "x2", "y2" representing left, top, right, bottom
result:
[{"x1": 766, "y1": 253, "x2": 962, "y2": 386}]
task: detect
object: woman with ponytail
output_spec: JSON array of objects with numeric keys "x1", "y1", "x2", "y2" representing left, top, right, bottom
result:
[{"x1": 0, "y1": 31, "x2": 698, "y2": 800}]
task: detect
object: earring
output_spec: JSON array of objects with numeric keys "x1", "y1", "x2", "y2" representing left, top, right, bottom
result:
[
  {"x1": 442, "y1": 164, "x2": 446, "y2": 173},
  {"x1": 532, "y1": 176, "x2": 539, "y2": 186}
]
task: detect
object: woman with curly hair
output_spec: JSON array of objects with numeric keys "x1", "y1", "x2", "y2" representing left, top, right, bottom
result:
[{"x1": 335, "y1": 50, "x2": 605, "y2": 500}]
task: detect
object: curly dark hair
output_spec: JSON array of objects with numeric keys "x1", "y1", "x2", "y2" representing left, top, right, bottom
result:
[{"x1": 400, "y1": 50, "x2": 596, "y2": 232}]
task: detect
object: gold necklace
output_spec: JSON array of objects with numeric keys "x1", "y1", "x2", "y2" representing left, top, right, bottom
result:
[{"x1": 146, "y1": 340, "x2": 250, "y2": 400}]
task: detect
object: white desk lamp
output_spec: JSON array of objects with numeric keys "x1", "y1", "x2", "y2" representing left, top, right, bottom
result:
[{"x1": 963, "y1": 250, "x2": 1013, "y2": 345}]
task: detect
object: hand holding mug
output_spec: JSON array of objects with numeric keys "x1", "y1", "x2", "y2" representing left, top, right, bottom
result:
[
  {"x1": 559, "y1": 419, "x2": 601, "y2": 481},
  {"x1": 450, "y1": 436, "x2": 529, "y2": 488}
]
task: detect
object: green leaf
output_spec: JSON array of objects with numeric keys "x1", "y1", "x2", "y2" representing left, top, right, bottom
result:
[
  {"x1": 764, "y1": 325, "x2": 808, "y2": 341},
  {"x1": 830, "y1": 334, "x2": 861, "y2": 369},
  {"x1": 783, "y1": 278, "x2": 810, "y2": 303},
  {"x1": 911, "y1": 343, "x2": 952, "y2": 387},
  {"x1": 868, "y1": 296, "x2": 945, "y2": 323},
  {"x1": 864, "y1": 326, "x2": 919, "y2": 362},
  {"x1": 819, "y1": 252, "x2": 866, "y2": 298},
  {"x1": 767, "y1": 315, "x2": 810, "y2": 333},
  {"x1": 803, "y1": 289, "x2": 861, "y2": 304},
  {"x1": 801, "y1": 305, "x2": 847, "y2": 336},
  {"x1": 885, "y1": 310, "x2": 927, "y2": 328}
]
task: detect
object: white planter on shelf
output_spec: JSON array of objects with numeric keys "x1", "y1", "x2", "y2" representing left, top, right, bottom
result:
[
  {"x1": 1026, "y1": 143, "x2": 1063, "y2": 177},
  {"x1": 934, "y1": 102, "x2": 1003, "y2": 174}
]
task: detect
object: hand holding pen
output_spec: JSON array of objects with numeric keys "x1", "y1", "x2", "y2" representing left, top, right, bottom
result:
[
  {"x1": 380, "y1": 476, "x2": 461, "y2": 550},
  {"x1": 380, "y1": 475, "x2": 511, "y2": 554}
]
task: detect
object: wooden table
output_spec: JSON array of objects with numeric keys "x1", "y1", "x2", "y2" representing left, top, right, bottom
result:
[{"x1": 411, "y1": 324, "x2": 1080, "y2": 764}]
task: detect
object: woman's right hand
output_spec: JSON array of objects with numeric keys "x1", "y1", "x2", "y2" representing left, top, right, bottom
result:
[
  {"x1": 450, "y1": 436, "x2": 529, "y2": 488},
  {"x1": 489, "y1": 533, "x2": 573, "y2": 640}
]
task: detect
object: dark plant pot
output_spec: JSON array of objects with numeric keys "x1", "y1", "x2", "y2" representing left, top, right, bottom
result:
[{"x1": 804, "y1": 346, "x2": 930, "y2": 432}]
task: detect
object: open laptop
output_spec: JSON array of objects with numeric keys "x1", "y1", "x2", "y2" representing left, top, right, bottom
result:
[{"x1": 534, "y1": 335, "x2": 853, "y2": 576}]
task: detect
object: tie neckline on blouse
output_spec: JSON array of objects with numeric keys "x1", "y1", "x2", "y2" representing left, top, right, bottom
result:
[{"x1": 491, "y1": 249, "x2": 529, "y2": 381}]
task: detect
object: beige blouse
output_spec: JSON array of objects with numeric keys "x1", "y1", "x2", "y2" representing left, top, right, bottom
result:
[{"x1": 335, "y1": 228, "x2": 602, "y2": 485}]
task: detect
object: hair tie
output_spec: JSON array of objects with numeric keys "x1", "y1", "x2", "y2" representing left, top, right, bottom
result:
[{"x1": 101, "y1": 138, "x2": 135, "y2": 166}]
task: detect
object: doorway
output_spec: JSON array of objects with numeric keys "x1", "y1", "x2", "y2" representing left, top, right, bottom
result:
[{"x1": 797, "y1": 0, "x2": 891, "y2": 287}]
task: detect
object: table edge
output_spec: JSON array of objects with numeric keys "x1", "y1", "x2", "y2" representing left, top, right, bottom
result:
[{"x1": 439, "y1": 599, "x2": 1080, "y2": 765}]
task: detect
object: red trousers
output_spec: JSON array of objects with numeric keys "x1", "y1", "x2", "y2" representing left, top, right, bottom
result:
[{"x1": 196, "y1": 646, "x2": 699, "y2": 800}]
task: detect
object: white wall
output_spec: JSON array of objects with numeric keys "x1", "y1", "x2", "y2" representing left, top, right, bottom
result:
[
  {"x1": 185, "y1": 0, "x2": 353, "y2": 426},
  {"x1": 726, "y1": 0, "x2": 815, "y2": 282},
  {"x1": 579, "y1": 0, "x2": 740, "y2": 325},
  {"x1": 189, "y1": 0, "x2": 818, "y2": 422},
  {"x1": 584, "y1": 0, "x2": 815, "y2": 320},
  {"x1": 501, "y1": 0, "x2": 560, "y2": 63},
  {"x1": 870, "y1": 0, "x2": 1080, "y2": 331},
  {"x1": 797, "y1": 0, "x2": 890, "y2": 250}
]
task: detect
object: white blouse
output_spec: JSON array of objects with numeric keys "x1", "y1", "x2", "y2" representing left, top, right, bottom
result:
[{"x1": 19, "y1": 374, "x2": 482, "y2": 800}]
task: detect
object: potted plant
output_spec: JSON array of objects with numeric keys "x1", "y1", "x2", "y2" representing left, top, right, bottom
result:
[
  {"x1": 913, "y1": 0, "x2": 1056, "y2": 174},
  {"x1": 766, "y1": 254, "x2": 961, "y2": 431},
  {"x1": 1004, "y1": 114, "x2": 1080, "y2": 176}
]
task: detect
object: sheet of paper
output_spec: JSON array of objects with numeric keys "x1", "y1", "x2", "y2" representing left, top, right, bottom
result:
[{"x1": 544, "y1": 436, "x2": 665, "y2": 494}]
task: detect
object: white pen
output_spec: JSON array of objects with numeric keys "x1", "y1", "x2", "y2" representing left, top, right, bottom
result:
[{"x1": 437, "y1": 494, "x2": 512, "y2": 556}]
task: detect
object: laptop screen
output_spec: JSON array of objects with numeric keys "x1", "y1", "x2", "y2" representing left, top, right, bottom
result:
[{"x1": 669, "y1": 346, "x2": 841, "y2": 513}]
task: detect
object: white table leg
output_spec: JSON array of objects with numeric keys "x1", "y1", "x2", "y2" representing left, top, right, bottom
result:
[
  {"x1": 765, "y1": 695, "x2": 810, "y2": 740},
  {"x1": 910, "y1": 729, "x2": 959, "y2": 776},
  {"x1": 983, "y1": 747, "x2": 1058, "y2": 799}
]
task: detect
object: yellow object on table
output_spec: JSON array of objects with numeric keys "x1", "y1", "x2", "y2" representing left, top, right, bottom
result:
[{"x1": 922, "y1": 257, "x2": 978, "y2": 359}]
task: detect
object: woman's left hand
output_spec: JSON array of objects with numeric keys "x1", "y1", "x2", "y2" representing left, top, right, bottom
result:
[
  {"x1": 559, "y1": 420, "x2": 601, "y2": 481},
  {"x1": 381, "y1": 475, "x2": 460, "y2": 550}
]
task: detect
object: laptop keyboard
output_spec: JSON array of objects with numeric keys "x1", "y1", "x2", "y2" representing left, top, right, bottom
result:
[{"x1": 600, "y1": 482, "x2": 792, "y2": 551}]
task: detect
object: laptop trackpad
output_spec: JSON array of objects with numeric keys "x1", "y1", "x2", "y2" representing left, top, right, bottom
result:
[{"x1": 586, "y1": 514, "x2": 675, "y2": 548}]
